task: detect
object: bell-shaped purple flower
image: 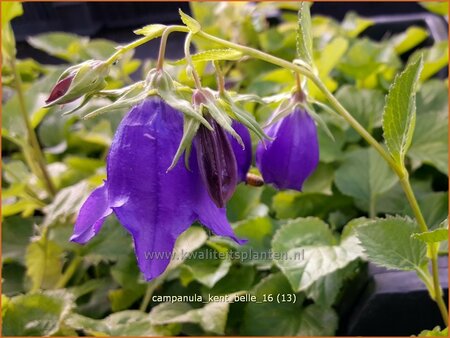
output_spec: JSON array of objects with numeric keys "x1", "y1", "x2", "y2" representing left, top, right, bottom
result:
[
  {"x1": 71, "y1": 98, "x2": 248, "y2": 280},
  {"x1": 256, "y1": 107, "x2": 319, "y2": 191}
]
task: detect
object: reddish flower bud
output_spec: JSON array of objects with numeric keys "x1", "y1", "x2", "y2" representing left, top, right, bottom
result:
[{"x1": 45, "y1": 74, "x2": 75, "y2": 104}]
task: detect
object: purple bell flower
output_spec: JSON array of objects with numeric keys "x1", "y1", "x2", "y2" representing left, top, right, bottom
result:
[
  {"x1": 71, "y1": 98, "x2": 248, "y2": 280},
  {"x1": 256, "y1": 107, "x2": 319, "y2": 191}
]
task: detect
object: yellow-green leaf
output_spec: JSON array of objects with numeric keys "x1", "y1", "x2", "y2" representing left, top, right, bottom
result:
[{"x1": 382, "y1": 56, "x2": 423, "y2": 167}]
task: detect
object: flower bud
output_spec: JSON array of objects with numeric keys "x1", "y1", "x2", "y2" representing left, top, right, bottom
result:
[
  {"x1": 195, "y1": 114, "x2": 238, "y2": 209},
  {"x1": 45, "y1": 60, "x2": 110, "y2": 106}
]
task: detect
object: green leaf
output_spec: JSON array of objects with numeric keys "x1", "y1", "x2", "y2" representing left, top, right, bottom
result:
[
  {"x1": 420, "y1": 2, "x2": 448, "y2": 15},
  {"x1": 297, "y1": 304, "x2": 338, "y2": 336},
  {"x1": 391, "y1": 26, "x2": 428, "y2": 55},
  {"x1": 412, "y1": 228, "x2": 448, "y2": 244},
  {"x1": 25, "y1": 235, "x2": 64, "y2": 291},
  {"x1": 174, "y1": 48, "x2": 243, "y2": 64},
  {"x1": 335, "y1": 148, "x2": 398, "y2": 214},
  {"x1": 179, "y1": 9, "x2": 201, "y2": 33},
  {"x1": 2, "y1": 290, "x2": 74, "y2": 336},
  {"x1": 42, "y1": 180, "x2": 90, "y2": 227},
  {"x1": 1, "y1": 2, "x2": 23, "y2": 26},
  {"x1": 409, "y1": 110, "x2": 448, "y2": 174},
  {"x1": 242, "y1": 272, "x2": 304, "y2": 336},
  {"x1": 272, "y1": 191, "x2": 353, "y2": 220},
  {"x1": 316, "y1": 36, "x2": 349, "y2": 78},
  {"x1": 272, "y1": 217, "x2": 364, "y2": 291},
  {"x1": 233, "y1": 216, "x2": 274, "y2": 266},
  {"x1": 296, "y1": 2, "x2": 313, "y2": 65},
  {"x1": 336, "y1": 85, "x2": 385, "y2": 132},
  {"x1": 27, "y1": 32, "x2": 89, "y2": 63},
  {"x1": 1, "y1": 2, "x2": 22, "y2": 61},
  {"x1": 2, "y1": 216, "x2": 34, "y2": 264},
  {"x1": 150, "y1": 301, "x2": 229, "y2": 335},
  {"x1": 182, "y1": 247, "x2": 232, "y2": 288},
  {"x1": 338, "y1": 39, "x2": 400, "y2": 81},
  {"x1": 133, "y1": 23, "x2": 166, "y2": 37},
  {"x1": 66, "y1": 311, "x2": 175, "y2": 336},
  {"x1": 227, "y1": 184, "x2": 265, "y2": 222},
  {"x1": 411, "y1": 41, "x2": 448, "y2": 81},
  {"x1": 207, "y1": 265, "x2": 255, "y2": 296},
  {"x1": 356, "y1": 216, "x2": 427, "y2": 270},
  {"x1": 418, "y1": 326, "x2": 448, "y2": 336},
  {"x1": 383, "y1": 56, "x2": 423, "y2": 167},
  {"x1": 341, "y1": 11, "x2": 374, "y2": 38}
]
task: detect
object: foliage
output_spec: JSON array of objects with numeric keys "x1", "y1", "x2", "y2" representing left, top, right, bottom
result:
[{"x1": 1, "y1": 2, "x2": 448, "y2": 336}]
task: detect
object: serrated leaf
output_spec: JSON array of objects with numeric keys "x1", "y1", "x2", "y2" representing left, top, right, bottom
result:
[
  {"x1": 383, "y1": 56, "x2": 423, "y2": 167},
  {"x1": 133, "y1": 23, "x2": 166, "y2": 37},
  {"x1": 174, "y1": 48, "x2": 242, "y2": 65},
  {"x1": 272, "y1": 217, "x2": 364, "y2": 291},
  {"x1": 356, "y1": 217, "x2": 427, "y2": 271},
  {"x1": 296, "y1": 2, "x2": 313, "y2": 66},
  {"x1": 179, "y1": 9, "x2": 201, "y2": 33},
  {"x1": 3, "y1": 290, "x2": 74, "y2": 336}
]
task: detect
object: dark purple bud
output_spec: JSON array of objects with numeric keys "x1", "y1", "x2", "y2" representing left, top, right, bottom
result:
[
  {"x1": 45, "y1": 75, "x2": 74, "y2": 104},
  {"x1": 195, "y1": 115, "x2": 238, "y2": 208}
]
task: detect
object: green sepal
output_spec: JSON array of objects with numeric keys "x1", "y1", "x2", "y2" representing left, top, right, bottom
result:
[
  {"x1": 83, "y1": 81, "x2": 151, "y2": 120},
  {"x1": 167, "y1": 117, "x2": 200, "y2": 171},
  {"x1": 198, "y1": 89, "x2": 243, "y2": 147},
  {"x1": 219, "y1": 92, "x2": 270, "y2": 142},
  {"x1": 148, "y1": 69, "x2": 212, "y2": 130}
]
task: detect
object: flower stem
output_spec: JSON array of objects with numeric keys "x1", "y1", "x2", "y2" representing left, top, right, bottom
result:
[
  {"x1": 139, "y1": 281, "x2": 159, "y2": 312},
  {"x1": 56, "y1": 256, "x2": 82, "y2": 289},
  {"x1": 184, "y1": 32, "x2": 202, "y2": 89},
  {"x1": 10, "y1": 57, "x2": 56, "y2": 197}
]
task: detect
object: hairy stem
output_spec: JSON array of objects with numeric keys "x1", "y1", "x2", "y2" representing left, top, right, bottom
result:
[
  {"x1": 184, "y1": 32, "x2": 202, "y2": 89},
  {"x1": 10, "y1": 57, "x2": 56, "y2": 197}
]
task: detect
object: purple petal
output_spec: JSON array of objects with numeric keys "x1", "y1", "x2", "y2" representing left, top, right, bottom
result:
[
  {"x1": 70, "y1": 183, "x2": 112, "y2": 244},
  {"x1": 189, "y1": 150, "x2": 247, "y2": 245},
  {"x1": 228, "y1": 121, "x2": 252, "y2": 182},
  {"x1": 107, "y1": 98, "x2": 196, "y2": 280},
  {"x1": 256, "y1": 108, "x2": 319, "y2": 191}
]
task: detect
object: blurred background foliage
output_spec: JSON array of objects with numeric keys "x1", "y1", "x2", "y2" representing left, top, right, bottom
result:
[{"x1": 1, "y1": 2, "x2": 448, "y2": 336}]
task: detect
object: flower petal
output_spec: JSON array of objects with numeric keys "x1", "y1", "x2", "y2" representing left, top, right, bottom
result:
[
  {"x1": 256, "y1": 108, "x2": 319, "y2": 191},
  {"x1": 189, "y1": 151, "x2": 247, "y2": 245},
  {"x1": 70, "y1": 183, "x2": 112, "y2": 244},
  {"x1": 228, "y1": 121, "x2": 252, "y2": 182},
  {"x1": 107, "y1": 98, "x2": 196, "y2": 280}
]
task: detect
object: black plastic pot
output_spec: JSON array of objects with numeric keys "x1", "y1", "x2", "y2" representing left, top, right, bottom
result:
[{"x1": 340, "y1": 257, "x2": 448, "y2": 336}]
